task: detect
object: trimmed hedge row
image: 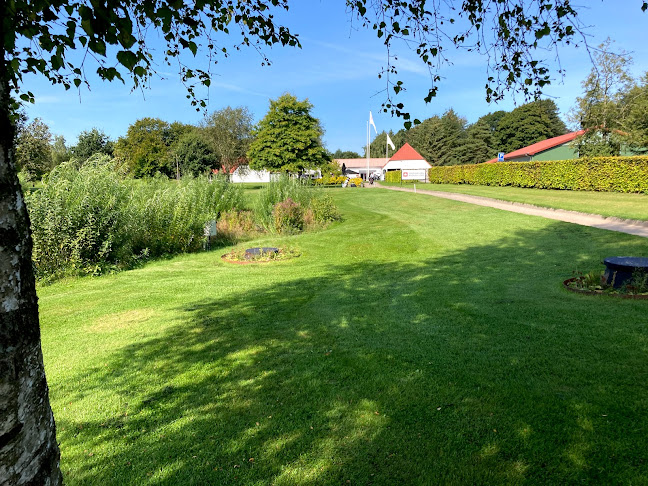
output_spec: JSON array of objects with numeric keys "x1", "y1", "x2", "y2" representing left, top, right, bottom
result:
[
  {"x1": 385, "y1": 170, "x2": 401, "y2": 182},
  {"x1": 427, "y1": 156, "x2": 648, "y2": 193}
]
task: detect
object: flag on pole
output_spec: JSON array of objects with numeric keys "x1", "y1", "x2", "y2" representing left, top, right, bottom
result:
[
  {"x1": 369, "y1": 111, "x2": 377, "y2": 134},
  {"x1": 386, "y1": 133, "x2": 395, "y2": 150}
]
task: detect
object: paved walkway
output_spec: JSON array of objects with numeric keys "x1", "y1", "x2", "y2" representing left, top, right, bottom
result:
[{"x1": 379, "y1": 185, "x2": 648, "y2": 238}]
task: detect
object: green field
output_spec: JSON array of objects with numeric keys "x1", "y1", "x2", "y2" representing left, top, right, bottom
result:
[
  {"x1": 380, "y1": 182, "x2": 648, "y2": 221},
  {"x1": 39, "y1": 189, "x2": 648, "y2": 484}
]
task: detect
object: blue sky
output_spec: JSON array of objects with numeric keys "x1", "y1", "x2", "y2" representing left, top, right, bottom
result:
[{"x1": 21, "y1": 1, "x2": 648, "y2": 154}]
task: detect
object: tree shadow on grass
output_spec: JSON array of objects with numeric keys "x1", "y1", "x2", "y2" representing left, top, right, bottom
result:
[{"x1": 54, "y1": 222, "x2": 648, "y2": 485}]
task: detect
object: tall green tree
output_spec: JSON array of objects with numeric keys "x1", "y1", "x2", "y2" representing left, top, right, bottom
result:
[
  {"x1": 51, "y1": 135, "x2": 70, "y2": 166},
  {"x1": 494, "y1": 100, "x2": 566, "y2": 154},
  {"x1": 622, "y1": 73, "x2": 648, "y2": 153},
  {"x1": 570, "y1": 40, "x2": 635, "y2": 156},
  {"x1": 332, "y1": 149, "x2": 362, "y2": 159},
  {"x1": 426, "y1": 110, "x2": 467, "y2": 165},
  {"x1": 173, "y1": 129, "x2": 218, "y2": 176},
  {"x1": 71, "y1": 128, "x2": 114, "y2": 162},
  {"x1": 203, "y1": 106, "x2": 253, "y2": 174},
  {"x1": 478, "y1": 110, "x2": 508, "y2": 136},
  {"x1": 114, "y1": 118, "x2": 188, "y2": 177},
  {"x1": 15, "y1": 118, "x2": 53, "y2": 179},
  {"x1": 248, "y1": 94, "x2": 330, "y2": 173},
  {"x1": 456, "y1": 119, "x2": 495, "y2": 164},
  {"x1": 402, "y1": 110, "x2": 467, "y2": 165}
]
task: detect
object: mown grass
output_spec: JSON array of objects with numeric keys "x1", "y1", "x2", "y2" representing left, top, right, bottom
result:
[
  {"x1": 39, "y1": 189, "x2": 648, "y2": 484},
  {"x1": 380, "y1": 182, "x2": 648, "y2": 221}
]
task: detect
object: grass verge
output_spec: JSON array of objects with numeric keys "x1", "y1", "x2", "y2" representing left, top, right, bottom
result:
[{"x1": 380, "y1": 182, "x2": 648, "y2": 221}]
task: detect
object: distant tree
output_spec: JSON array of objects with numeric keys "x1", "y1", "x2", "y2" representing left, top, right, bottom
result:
[
  {"x1": 332, "y1": 149, "x2": 362, "y2": 159},
  {"x1": 535, "y1": 99, "x2": 567, "y2": 137},
  {"x1": 16, "y1": 118, "x2": 53, "y2": 179},
  {"x1": 570, "y1": 40, "x2": 636, "y2": 156},
  {"x1": 173, "y1": 130, "x2": 219, "y2": 177},
  {"x1": 367, "y1": 131, "x2": 402, "y2": 158},
  {"x1": 494, "y1": 100, "x2": 565, "y2": 153},
  {"x1": 71, "y1": 128, "x2": 114, "y2": 161},
  {"x1": 115, "y1": 118, "x2": 188, "y2": 177},
  {"x1": 51, "y1": 135, "x2": 70, "y2": 166},
  {"x1": 248, "y1": 94, "x2": 330, "y2": 173},
  {"x1": 456, "y1": 119, "x2": 495, "y2": 164},
  {"x1": 622, "y1": 73, "x2": 648, "y2": 153},
  {"x1": 428, "y1": 110, "x2": 467, "y2": 165},
  {"x1": 404, "y1": 110, "x2": 466, "y2": 165},
  {"x1": 478, "y1": 111, "x2": 508, "y2": 135},
  {"x1": 203, "y1": 106, "x2": 253, "y2": 174}
]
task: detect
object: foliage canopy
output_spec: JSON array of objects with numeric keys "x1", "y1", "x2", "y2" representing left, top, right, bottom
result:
[{"x1": 247, "y1": 94, "x2": 330, "y2": 173}]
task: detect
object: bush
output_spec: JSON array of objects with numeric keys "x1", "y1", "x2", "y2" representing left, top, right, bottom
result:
[
  {"x1": 216, "y1": 210, "x2": 260, "y2": 243},
  {"x1": 385, "y1": 170, "x2": 401, "y2": 183},
  {"x1": 314, "y1": 175, "x2": 346, "y2": 185},
  {"x1": 273, "y1": 198, "x2": 304, "y2": 233},
  {"x1": 255, "y1": 175, "x2": 315, "y2": 229},
  {"x1": 27, "y1": 157, "x2": 130, "y2": 278},
  {"x1": 427, "y1": 156, "x2": 648, "y2": 193},
  {"x1": 125, "y1": 175, "x2": 243, "y2": 256},
  {"x1": 309, "y1": 193, "x2": 341, "y2": 223},
  {"x1": 26, "y1": 158, "x2": 243, "y2": 280}
]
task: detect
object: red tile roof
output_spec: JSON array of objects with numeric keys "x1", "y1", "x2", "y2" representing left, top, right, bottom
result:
[
  {"x1": 335, "y1": 158, "x2": 387, "y2": 168},
  {"x1": 486, "y1": 130, "x2": 585, "y2": 163},
  {"x1": 390, "y1": 143, "x2": 426, "y2": 161}
]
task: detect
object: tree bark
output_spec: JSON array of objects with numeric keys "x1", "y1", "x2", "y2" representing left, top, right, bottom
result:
[{"x1": 0, "y1": 68, "x2": 63, "y2": 484}]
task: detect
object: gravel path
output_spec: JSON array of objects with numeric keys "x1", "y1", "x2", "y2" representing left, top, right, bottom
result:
[{"x1": 379, "y1": 185, "x2": 648, "y2": 238}]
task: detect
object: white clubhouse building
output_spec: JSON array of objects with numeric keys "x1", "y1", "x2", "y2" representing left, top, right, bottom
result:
[{"x1": 336, "y1": 143, "x2": 431, "y2": 180}]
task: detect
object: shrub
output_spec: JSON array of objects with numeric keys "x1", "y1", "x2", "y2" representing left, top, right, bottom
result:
[
  {"x1": 273, "y1": 198, "x2": 304, "y2": 233},
  {"x1": 216, "y1": 210, "x2": 260, "y2": 243},
  {"x1": 349, "y1": 177, "x2": 363, "y2": 186},
  {"x1": 313, "y1": 175, "x2": 349, "y2": 185},
  {"x1": 427, "y1": 156, "x2": 648, "y2": 193},
  {"x1": 385, "y1": 171, "x2": 401, "y2": 182},
  {"x1": 27, "y1": 157, "x2": 130, "y2": 279},
  {"x1": 309, "y1": 193, "x2": 341, "y2": 223},
  {"x1": 125, "y1": 175, "x2": 243, "y2": 256},
  {"x1": 26, "y1": 159, "x2": 243, "y2": 280},
  {"x1": 255, "y1": 175, "x2": 315, "y2": 229}
]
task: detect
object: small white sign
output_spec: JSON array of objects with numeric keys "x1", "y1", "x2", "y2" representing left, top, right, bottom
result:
[
  {"x1": 402, "y1": 169, "x2": 426, "y2": 180},
  {"x1": 204, "y1": 220, "x2": 217, "y2": 237}
]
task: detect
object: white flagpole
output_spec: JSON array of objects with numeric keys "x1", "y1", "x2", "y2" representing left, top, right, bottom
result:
[
  {"x1": 385, "y1": 136, "x2": 388, "y2": 174},
  {"x1": 366, "y1": 121, "x2": 369, "y2": 182}
]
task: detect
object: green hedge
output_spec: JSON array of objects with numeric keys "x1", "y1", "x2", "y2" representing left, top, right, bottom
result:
[
  {"x1": 384, "y1": 170, "x2": 419, "y2": 183},
  {"x1": 427, "y1": 156, "x2": 648, "y2": 193},
  {"x1": 385, "y1": 170, "x2": 401, "y2": 182}
]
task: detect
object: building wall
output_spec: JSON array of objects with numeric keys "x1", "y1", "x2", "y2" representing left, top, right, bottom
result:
[
  {"x1": 231, "y1": 168, "x2": 273, "y2": 183},
  {"x1": 507, "y1": 155, "x2": 532, "y2": 162},
  {"x1": 532, "y1": 144, "x2": 577, "y2": 161},
  {"x1": 383, "y1": 159, "x2": 432, "y2": 172}
]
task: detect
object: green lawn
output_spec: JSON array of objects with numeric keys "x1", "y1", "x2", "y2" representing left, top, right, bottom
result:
[
  {"x1": 380, "y1": 182, "x2": 648, "y2": 221},
  {"x1": 39, "y1": 189, "x2": 648, "y2": 484}
]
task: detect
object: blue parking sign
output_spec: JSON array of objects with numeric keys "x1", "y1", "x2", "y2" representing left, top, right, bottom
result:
[{"x1": 497, "y1": 152, "x2": 505, "y2": 162}]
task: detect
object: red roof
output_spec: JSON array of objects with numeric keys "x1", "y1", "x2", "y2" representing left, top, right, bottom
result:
[
  {"x1": 390, "y1": 143, "x2": 426, "y2": 161},
  {"x1": 486, "y1": 130, "x2": 585, "y2": 163},
  {"x1": 335, "y1": 158, "x2": 387, "y2": 169}
]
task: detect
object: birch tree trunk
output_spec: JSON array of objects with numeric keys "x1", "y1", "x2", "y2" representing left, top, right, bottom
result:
[{"x1": 0, "y1": 70, "x2": 62, "y2": 484}]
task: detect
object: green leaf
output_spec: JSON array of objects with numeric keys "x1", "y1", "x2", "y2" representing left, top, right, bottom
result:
[{"x1": 117, "y1": 50, "x2": 138, "y2": 71}]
